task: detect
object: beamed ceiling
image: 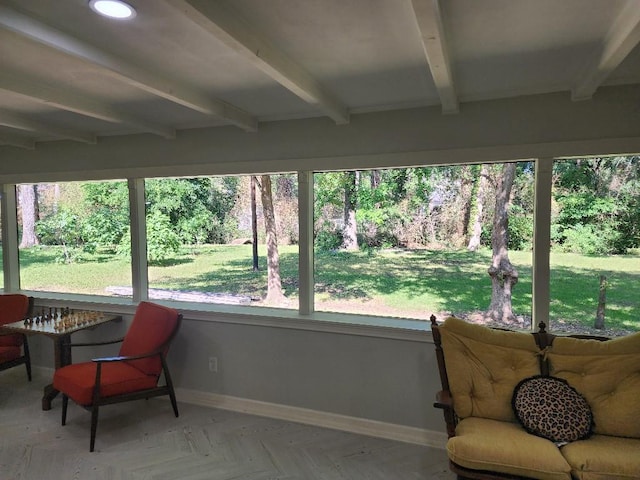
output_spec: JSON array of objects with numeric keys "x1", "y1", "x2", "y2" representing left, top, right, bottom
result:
[{"x1": 0, "y1": 0, "x2": 639, "y2": 150}]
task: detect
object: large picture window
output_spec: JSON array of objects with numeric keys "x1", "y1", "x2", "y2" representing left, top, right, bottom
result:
[
  {"x1": 145, "y1": 175, "x2": 298, "y2": 309},
  {"x1": 4, "y1": 156, "x2": 637, "y2": 336},
  {"x1": 17, "y1": 181, "x2": 132, "y2": 296},
  {"x1": 313, "y1": 163, "x2": 534, "y2": 327},
  {"x1": 549, "y1": 157, "x2": 640, "y2": 337}
]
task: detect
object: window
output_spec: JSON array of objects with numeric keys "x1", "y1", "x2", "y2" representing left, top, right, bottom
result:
[
  {"x1": 17, "y1": 181, "x2": 132, "y2": 297},
  {"x1": 145, "y1": 174, "x2": 298, "y2": 309},
  {"x1": 313, "y1": 163, "x2": 534, "y2": 327},
  {"x1": 3, "y1": 156, "x2": 637, "y2": 337},
  {"x1": 549, "y1": 157, "x2": 640, "y2": 337}
]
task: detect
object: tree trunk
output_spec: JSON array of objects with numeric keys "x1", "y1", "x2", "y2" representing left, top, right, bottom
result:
[
  {"x1": 259, "y1": 175, "x2": 286, "y2": 304},
  {"x1": 594, "y1": 275, "x2": 606, "y2": 329},
  {"x1": 487, "y1": 163, "x2": 519, "y2": 325},
  {"x1": 18, "y1": 184, "x2": 39, "y2": 248},
  {"x1": 250, "y1": 176, "x2": 259, "y2": 271},
  {"x1": 370, "y1": 170, "x2": 381, "y2": 189},
  {"x1": 458, "y1": 165, "x2": 474, "y2": 243},
  {"x1": 342, "y1": 171, "x2": 358, "y2": 250},
  {"x1": 468, "y1": 164, "x2": 489, "y2": 251}
]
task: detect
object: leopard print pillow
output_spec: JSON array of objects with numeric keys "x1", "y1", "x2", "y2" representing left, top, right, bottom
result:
[{"x1": 512, "y1": 375, "x2": 593, "y2": 444}]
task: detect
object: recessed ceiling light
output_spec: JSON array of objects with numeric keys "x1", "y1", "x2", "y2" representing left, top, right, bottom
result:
[{"x1": 89, "y1": 0, "x2": 136, "y2": 20}]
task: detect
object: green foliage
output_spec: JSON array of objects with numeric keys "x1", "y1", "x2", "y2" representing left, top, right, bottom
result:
[
  {"x1": 145, "y1": 211, "x2": 181, "y2": 263},
  {"x1": 555, "y1": 223, "x2": 621, "y2": 255},
  {"x1": 35, "y1": 208, "x2": 89, "y2": 263},
  {"x1": 506, "y1": 205, "x2": 533, "y2": 250},
  {"x1": 552, "y1": 158, "x2": 640, "y2": 254},
  {"x1": 145, "y1": 177, "x2": 239, "y2": 244},
  {"x1": 36, "y1": 208, "x2": 84, "y2": 246},
  {"x1": 81, "y1": 182, "x2": 130, "y2": 250},
  {"x1": 315, "y1": 228, "x2": 343, "y2": 251},
  {"x1": 553, "y1": 189, "x2": 622, "y2": 254}
]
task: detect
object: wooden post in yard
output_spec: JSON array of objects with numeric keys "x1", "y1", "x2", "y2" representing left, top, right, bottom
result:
[{"x1": 594, "y1": 275, "x2": 606, "y2": 329}]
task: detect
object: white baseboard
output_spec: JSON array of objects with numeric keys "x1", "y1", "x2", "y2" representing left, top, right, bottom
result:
[
  {"x1": 29, "y1": 367, "x2": 446, "y2": 449},
  {"x1": 176, "y1": 387, "x2": 447, "y2": 449}
]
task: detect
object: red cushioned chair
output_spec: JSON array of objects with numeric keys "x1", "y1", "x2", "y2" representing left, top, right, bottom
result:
[
  {"x1": 53, "y1": 301, "x2": 182, "y2": 451},
  {"x1": 0, "y1": 294, "x2": 34, "y2": 380}
]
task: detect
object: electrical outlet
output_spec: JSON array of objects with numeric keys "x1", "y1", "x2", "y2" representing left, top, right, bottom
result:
[{"x1": 208, "y1": 356, "x2": 218, "y2": 372}]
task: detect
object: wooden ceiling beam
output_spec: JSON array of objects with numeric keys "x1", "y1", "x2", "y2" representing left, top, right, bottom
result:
[
  {"x1": 410, "y1": 0, "x2": 459, "y2": 114},
  {"x1": 0, "y1": 5, "x2": 257, "y2": 132},
  {"x1": 0, "y1": 132, "x2": 35, "y2": 150},
  {"x1": 164, "y1": 0, "x2": 349, "y2": 125},
  {"x1": 572, "y1": 1, "x2": 640, "y2": 101},
  {"x1": 0, "y1": 73, "x2": 176, "y2": 139},
  {"x1": 0, "y1": 111, "x2": 96, "y2": 144}
]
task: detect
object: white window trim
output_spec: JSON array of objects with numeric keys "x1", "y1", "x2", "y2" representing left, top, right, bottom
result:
[{"x1": 2, "y1": 159, "x2": 559, "y2": 338}]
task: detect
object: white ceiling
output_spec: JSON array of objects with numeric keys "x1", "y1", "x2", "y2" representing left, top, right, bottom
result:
[{"x1": 0, "y1": 0, "x2": 639, "y2": 150}]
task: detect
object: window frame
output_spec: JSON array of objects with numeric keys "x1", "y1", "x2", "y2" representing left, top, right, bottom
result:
[{"x1": 0, "y1": 157, "x2": 633, "y2": 338}]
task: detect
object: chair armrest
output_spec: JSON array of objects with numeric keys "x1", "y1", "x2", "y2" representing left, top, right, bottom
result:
[
  {"x1": 434, "y1": 390, "x2": 453, "y2": 410},
  {"x1": 92, "y1": 350, "x2": 162, "y2": 363},
  {"x1": 67, "y1": 337, "x2": 125, "y2": 348}
]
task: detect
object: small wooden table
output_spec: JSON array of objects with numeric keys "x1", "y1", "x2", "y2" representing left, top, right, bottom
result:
[{"x1": 1, "y1": 310, "x2": 122, "y2": 410}]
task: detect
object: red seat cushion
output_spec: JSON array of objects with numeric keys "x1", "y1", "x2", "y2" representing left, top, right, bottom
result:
[
  {"x1": 0, "y1": 346, "x2": 21, "y2": 362},
  {"x1": 53, "y1": 361, "x2": 158, "y2": 406},
  {"x1": 119, "y1": 302, "x2": 179, "y2": 375},
  {"x1": 0, "y1": 294, "x2": 30, "y2": 347}
]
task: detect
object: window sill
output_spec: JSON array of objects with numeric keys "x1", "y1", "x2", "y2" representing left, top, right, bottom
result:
[{"x1": 26, "y1": 291, "x2": 434, "y2": 343}]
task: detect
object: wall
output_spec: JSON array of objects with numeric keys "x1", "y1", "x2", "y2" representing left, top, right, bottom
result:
[
  {"x1": 28, "y1": 310, "x2": 443, "y2": 445},
  {"x1": 1, "y1": 85, "x2": 639, "y2": 183},
  {"x1": 7, "y1": 83, "x2": 640, "y2": 445}
]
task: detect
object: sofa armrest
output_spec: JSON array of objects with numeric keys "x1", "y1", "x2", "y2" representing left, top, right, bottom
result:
[
  {"x1": 434, "y1": 389, "x2": 458, "y2": 438},
  {"x1": 435, "y1": 389, "x2": 453, "y2": 410}
]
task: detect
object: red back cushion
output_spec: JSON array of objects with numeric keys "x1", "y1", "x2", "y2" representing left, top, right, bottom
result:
[
  {"x1": 119, "y1": 301, "x2": 180, "y2": 375},
  {"x1": 0, "y1": 294, "x2": 30, "y2": 347}
]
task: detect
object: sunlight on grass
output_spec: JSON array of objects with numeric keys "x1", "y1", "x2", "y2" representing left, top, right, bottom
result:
[{"x1": 12, "y1": 245, "x2": 639, "y2": 332}]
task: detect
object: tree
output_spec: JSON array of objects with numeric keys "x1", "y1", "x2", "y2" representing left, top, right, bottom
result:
[
  {"x1": 250, "y1": 176, "x2": 259, "y2": 271},
  {"x1": 259, "y1": 175, "x2": 286, "y2": 304},
  {"x1": 553, "y1": 156, "x2": 640, "y2": 254},
  {"x1": 467, "y1": 164, "x2": 489, "y2": 251},
  {"x1": 18, "y1": 184, "x2": 39, "y2": 248},
  {"x1": 487, "y1": 163, "x2": 519, "y2": 325},
  {"x1": 342, "y1": 171, "x2": 358, "y2": 250}
]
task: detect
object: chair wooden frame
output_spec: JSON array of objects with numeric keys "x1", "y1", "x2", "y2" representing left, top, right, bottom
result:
[
  {"x1": 0, "y1": 295, "x2": 34, "y2": 381},
  {"x1": 60, "y1": 314, "x2": 182, "y2": 452},
  {"x1": 430, "y1": 315, "x2": 610, "y2": 480}
]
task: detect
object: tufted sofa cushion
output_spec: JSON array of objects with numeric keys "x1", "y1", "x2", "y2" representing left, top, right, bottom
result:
[
  {"x1": 560, "y1": 434, "x2": 640, "y2": 480},
  {"x1": 547, "y1": 332, "x2": 640, "y2": 438},
  {"x1": 447, "y1": 417, "x2": 572, "y2": 480},
  {"x1": 439, "y1": 316, "x2": 541, "y2": 421}
]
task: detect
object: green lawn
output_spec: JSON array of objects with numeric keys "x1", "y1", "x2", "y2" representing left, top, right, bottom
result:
[{"x1": 11, "y1": 244, "x2": 640, "y2": 332}]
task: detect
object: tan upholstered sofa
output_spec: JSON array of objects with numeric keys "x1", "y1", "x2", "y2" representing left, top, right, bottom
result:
[{"x1": 431, "y1": 316, "x2": 640, "y2": 480}]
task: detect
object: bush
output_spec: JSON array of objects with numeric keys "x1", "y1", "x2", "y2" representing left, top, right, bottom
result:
[
  {"x1": 146, "y1": 211, "x2": 181, "y2": 262},
  {"x1": 555, "y1": 223, "x2": 621, "y2": 255},
  {"x1": 315, "y1": 230, "x2": 343, "y2": 251},
  {"x1": 508, "y1": 207, "x2": 533, "y2": 250}
]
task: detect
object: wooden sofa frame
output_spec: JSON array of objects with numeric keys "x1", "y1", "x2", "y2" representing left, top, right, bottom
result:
[{"x1": 429, "y1": 315, "x2": 610, "y2": 480}]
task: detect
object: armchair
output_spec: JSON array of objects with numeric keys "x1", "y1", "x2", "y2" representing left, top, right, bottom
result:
[
  {"x1": 52, "y1": 301, "x2": 182, "y2": 451},
  {"x1": 0, "y1": 294, "x2": 34, "y2": 380}
]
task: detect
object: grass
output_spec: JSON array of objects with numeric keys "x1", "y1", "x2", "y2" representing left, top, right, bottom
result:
[{"x1": 10, "y1": 244, "x2": 640, "y2": 332}]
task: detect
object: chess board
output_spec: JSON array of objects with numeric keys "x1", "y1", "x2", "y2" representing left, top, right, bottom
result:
[{"x1": 4, "y1": 308, "x2": 115, "y2": 336}]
